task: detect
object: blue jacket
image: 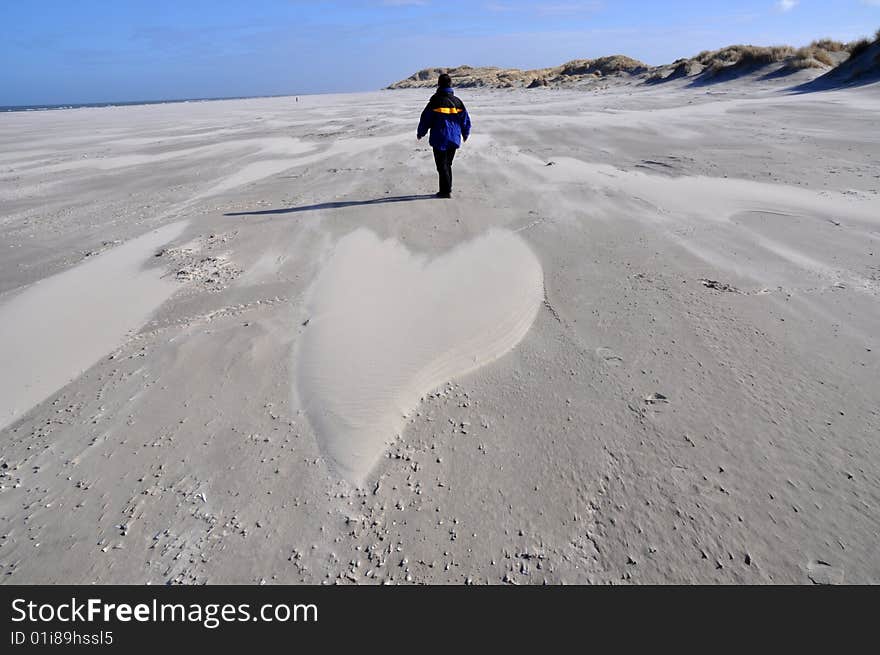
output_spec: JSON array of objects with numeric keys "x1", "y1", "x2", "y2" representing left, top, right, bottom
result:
[{"x1": 417, "y1": 88, "x2": 471, "y2": 151}]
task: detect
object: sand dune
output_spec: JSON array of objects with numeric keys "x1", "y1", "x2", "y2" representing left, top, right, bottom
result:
[
  {"x1": 391, "y1": 34, "x2": 879, "y2": 91},
  {"x1": 798, "y1": 38, "x2": 880, "y2": 90}
]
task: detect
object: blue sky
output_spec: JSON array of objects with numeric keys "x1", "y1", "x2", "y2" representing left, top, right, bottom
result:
[{"x1": 1, "y1": 0, "x2": 877, "y2": 105}]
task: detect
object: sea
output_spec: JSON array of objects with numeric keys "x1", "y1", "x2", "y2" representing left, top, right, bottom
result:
[{"x1": 0, "y1": 94, "x2": 295, "y2": 113}]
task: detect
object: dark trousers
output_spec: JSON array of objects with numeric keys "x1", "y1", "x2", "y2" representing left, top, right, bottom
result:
[{"x1": 432, "y1": 147, "x2": 457, "y2": 195}]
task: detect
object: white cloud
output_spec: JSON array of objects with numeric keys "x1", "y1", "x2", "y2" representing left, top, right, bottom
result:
[
  {"x1": 485, "y1": 1, "x2": 601, "y2": 15},
  {"x1": 536, "y1": 2, "x2": 602, "y2": 15},
  {"x1": 775, "y1": 0, "x2": 799, "y2": 12}
]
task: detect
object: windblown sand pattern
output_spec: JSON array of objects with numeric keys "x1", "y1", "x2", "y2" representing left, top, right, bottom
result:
[
  {"x1": 296, "y1": 228, "x2": 543, "y2": 484},
  {"x1": 0, "y1": 222, "x2": 186, "y2": 430}
]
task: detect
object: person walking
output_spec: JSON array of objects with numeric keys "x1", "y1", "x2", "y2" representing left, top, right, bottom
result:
[{"x1": 417, "y1": 73, "x2": 471, "y2": 199}]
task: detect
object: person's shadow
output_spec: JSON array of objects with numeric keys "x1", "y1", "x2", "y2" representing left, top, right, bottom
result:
[{"x1": 224, "y1": 194, "x2": 436, "y2": 217}]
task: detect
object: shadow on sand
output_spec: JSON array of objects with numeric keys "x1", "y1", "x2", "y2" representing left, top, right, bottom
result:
[
  {"x1": 788, "y1": 71, "x2": 880, "y2": 94},
  {"x1": 225, "y1": 194, "x2": 437, "y2": 217}
]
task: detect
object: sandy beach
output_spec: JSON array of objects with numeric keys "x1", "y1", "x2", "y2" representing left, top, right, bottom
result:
[{"x1": 1, "y1": 76, "x2": 878, "y2": 584}]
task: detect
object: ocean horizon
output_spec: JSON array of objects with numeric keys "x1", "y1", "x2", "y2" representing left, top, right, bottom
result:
[{"x1": 0, "y1": 92, "x2": 304, "y2": 113}]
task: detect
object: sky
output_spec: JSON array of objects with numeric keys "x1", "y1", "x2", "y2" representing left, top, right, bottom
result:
[{"x1": 1, "y1": 0, "x2": 878, "y2": 105}]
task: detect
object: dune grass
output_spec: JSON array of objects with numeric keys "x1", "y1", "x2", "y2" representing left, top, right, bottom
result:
[
  {"x1": 810, "y1": 39, "x2": 849, "y2": 53},
  {"x1": 694, "y1": 45, "x2": 796, "y2": 75},
  {"x1": 557, "y1": 56, "x2": 648, "y2": 77},
  {"x1": 389, "y1": 28, "x2": 880, "y2": 89},
  {"x1": 785, "y1": 44, "x2": 837, "y2": 71},
  {"x1": 849, "y1": 39, "x2": 872, "y2": 59}
]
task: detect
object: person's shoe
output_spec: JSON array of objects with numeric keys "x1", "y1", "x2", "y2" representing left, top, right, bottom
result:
[{"x1": 435, "y1": 192, "x2": 451, "y2": 199}]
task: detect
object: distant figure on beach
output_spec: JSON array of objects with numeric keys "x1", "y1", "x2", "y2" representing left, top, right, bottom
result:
[{"x1": 417, "y1": 73, "x2": 471, "y2": 199}]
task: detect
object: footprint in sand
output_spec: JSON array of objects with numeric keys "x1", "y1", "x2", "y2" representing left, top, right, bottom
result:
[{"x1": 596, "y1": 347, "x2": 624, "y2": 366}]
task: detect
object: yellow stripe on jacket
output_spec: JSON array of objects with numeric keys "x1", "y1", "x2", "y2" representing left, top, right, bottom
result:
[{"x1": 432, "y1": 107, "x2": 463, "y2": 114}]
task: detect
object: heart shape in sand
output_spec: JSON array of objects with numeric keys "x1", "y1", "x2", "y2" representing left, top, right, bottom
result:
[{"x1": 296, "y1": 228, "x2": 543, "y2": 485}]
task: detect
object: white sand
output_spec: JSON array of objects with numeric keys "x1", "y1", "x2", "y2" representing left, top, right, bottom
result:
[
  {"x1": 0, "y1": 222, "x2": 186, "y2": 430},
  {"x1": 0, "y1": 79, "x2": 878, "y2": 584},
  {"x1": 297, "y1": 228, "x2": 542, "y2": 483}
]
